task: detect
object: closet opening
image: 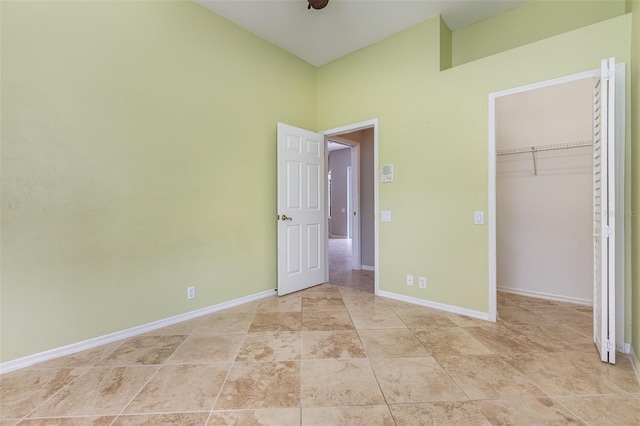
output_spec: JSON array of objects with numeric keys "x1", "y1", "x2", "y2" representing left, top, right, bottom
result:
[
  {"x1": 488, "y1": 63, "x2": 627, "y2": 360},
  {"x1": 496, "y1": 78, "x2": 596, "y2": 307}
]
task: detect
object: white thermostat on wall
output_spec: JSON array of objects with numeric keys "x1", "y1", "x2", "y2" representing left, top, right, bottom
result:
[{"x1": 381, "y1": 164, "x2": 394, "y2": 182}]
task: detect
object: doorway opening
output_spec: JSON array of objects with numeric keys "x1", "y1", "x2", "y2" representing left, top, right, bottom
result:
[
  {"x1": 321, "y1": 119, "x2": 379, "y2": 294},
  {"x1": 496, "y1": 78, "x2": 596, "y2": 305},
  {"x1": 488, "y1": 62, "x2": 627, "y2": 360}
]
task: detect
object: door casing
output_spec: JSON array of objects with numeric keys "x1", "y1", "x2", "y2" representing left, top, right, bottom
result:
[{"x1": 320, "y1": 119, "x2": 379, "y2": 294}]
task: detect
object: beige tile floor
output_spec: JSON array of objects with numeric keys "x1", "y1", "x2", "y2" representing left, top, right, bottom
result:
[
  {"x1": 1, "y1": 288, "x2": 640, "y2": 425},
  {"x1": 328, "y1": 238, "x2": 374, "y2": 293}
]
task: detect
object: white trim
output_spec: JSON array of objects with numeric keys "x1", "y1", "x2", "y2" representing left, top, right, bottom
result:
[
  {"x1": 0, "y1": 289, "x2": 276, "y2": 374},
  {"x1": 490, "y1": 69, "x2": 601, "y2": 99},
  {"x1": 488, "y1": 93, "x2": 497, "y2": 322},
  {"x1": 622, "y1": 342, "x2": 631, "y2": 354},
  {"x1": 361, "y1": 265, "x2": 375, "y2": 271},
  {"x1": 347, "y1": 165, "x2": 352, "y2": 240},
  {"x1": 497, "y1": 286, "x2": 592, "y2": 306},
  {"x1": 321, "y1": 119, "x2": 379, "y2": 294},
  {"x1": 378, "y1": 290, "x2": 490, "y2": 321},
  {"x1": 630, "y1": 346, "x2": 640, "y2": 385},
  {"x1": 350, "y1": 148, "x2": 360, "y2": 269},
  {"x1": 488, "y1": 67, "x2": 601, "y2": 324},
  {"x1": 373, "y1": 123, "x2": 378, "y2": 294},
  {"x1": 614, "y1": 62, "x2": 626, "y2": 353},
  {"x1": 329, "y1": 234, "x2": 349, "y2": 239}
]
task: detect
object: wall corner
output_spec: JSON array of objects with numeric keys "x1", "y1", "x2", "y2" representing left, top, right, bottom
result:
[{"x1": 439, "y1": 16, "x2": 452, "y2": 71}]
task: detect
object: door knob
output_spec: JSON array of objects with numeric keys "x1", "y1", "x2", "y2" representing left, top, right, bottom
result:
[{"x1": 281, "y1": 214, "x2": 293, "y2": 221}]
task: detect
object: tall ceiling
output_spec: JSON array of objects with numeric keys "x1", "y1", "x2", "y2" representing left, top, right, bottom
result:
[{"x1": 196, "y1": 0, "x2": 526, "y2": 67}]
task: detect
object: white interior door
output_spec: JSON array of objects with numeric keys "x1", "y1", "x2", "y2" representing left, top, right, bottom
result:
[
  {"x1": 277, "y1": 123, "x2": 326, "y2": 296},
  {"x1": 592, "y1": 57, "x2": 616, "y2": 364}
]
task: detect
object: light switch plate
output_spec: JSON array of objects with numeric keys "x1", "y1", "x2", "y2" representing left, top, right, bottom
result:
[
  {"x1": 474, "y1": 211, "x2": 484, "y2": 225},
  {"x1": 419, "y1": 277, "x2": 427, "y2": 289},
  {"x1": 381, "y1": 211, "x2": 392, "y2": 222}
]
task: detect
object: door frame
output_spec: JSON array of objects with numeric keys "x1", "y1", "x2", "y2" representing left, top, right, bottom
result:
[
  {"x1": 347, "y1": 165, "x2": 353, "y2": 239},
  {"x1": 321, "y1": 119, "x2": 379, "y2": 294},
  {"x1": 487, "y1": 66, "x2": 627, "y2": 351}
]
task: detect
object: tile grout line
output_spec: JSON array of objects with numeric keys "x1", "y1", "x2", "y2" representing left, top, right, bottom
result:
[
  {"x1": 25, "y1": 410, "x2": 209, "y2": 421},
  {"x1": 343, "y1": 293, "x2": 398, "y2": 425},
  {"x1": 9, "y1": 333, "x2": 154, "y2": 424},
  {"x1": 107, "y1": 363, "x2": 163, "y2": 425},
  {"x1": 17, "y1": 364, "x2": 97, "y2": 422},
  {"x1": 364, "y1": 354, "x2": 398, "y2": 425},
  {"x1": 550, "y1": 395, "x2": 594, "y2": 426},
  {"x1": 299, "y1": 300, "x2": 303, "y2": 426},
  {"x1": 92, "y1": 339, "x2": 129, "y2": 367},
  {"x1": 206, "y1": 308, "x2": 256, "y2": 424},
  {"x1": 409, "y1": 326, "x2": 476, "y2": 404},
  {"x1": 108, "y1": 332, "x2": 194, "y2": 425}
]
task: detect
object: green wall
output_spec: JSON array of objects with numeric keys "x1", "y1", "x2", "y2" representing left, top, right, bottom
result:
[
  {"x1": 0, "y1": 0, "x2": 317, "y2": 362},
  {"x1": 630, "y1": 0, "x2": 640, "y2": 360},
  {"x1": 453, "y1": 0, "x2": 626, "y2": 66},
  {"x1": 318, "y1": 15, "x2": 632, "y2": 314},
  {"x1": 1, "y1": 0, "x2": 637, "y2": 365}
]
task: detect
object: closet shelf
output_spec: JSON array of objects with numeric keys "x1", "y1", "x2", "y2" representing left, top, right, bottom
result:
[
  {"x1": 496, "y1": 140, "x2": 593, "y2": 156},
  {"x1": 496, "y1": 140, "x2": 593, "y2": 176}
]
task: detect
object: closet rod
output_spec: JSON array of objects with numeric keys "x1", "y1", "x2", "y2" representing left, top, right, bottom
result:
[{"x1": 496, "y1": 140, "x2": 592, "y2": 156}]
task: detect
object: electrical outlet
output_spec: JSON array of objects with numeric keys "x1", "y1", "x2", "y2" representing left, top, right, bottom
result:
[
  {"x1": 406, "y1": 274, "x2": 413, "y2": 286},
  {"x1": 419, "y1": 277, "x2": 427, "y2": 289},
  {"x1": 187, "y1": 286, "x2": 196, "y2": 300}
]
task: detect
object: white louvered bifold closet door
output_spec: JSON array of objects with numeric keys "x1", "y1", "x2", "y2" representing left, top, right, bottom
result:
[{"x1": 592, "y1": 58, "x2": 616, "y2": 364}]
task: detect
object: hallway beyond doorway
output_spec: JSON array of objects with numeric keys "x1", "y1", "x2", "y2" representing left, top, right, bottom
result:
[{"x1": 328, "y1": 237, "x2": 374, "y2": 293}]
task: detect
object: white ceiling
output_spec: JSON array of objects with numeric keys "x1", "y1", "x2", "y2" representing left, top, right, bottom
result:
[{"x1": 196, "y1": 0, "x2": 526, "y2": 67}]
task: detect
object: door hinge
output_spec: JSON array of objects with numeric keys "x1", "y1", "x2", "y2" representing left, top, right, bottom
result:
[
  {"x1": 606, "y1": 339, "x2": 614, "y2": 352},
  {"x1": 604, "y1": 68, "x2": 614, "y2": 80},
  {"x1": 604, "y1": 225, "x2": 614, "y2": 238}
]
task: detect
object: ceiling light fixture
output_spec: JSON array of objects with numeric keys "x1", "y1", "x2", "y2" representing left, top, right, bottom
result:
[{"x1": 307, "y1": 0, "x2": 329, "y2": 10}]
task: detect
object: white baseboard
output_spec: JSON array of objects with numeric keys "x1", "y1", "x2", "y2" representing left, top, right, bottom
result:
[
  {"x1": 630, "y1": 346, "x2": 640, "y2": 385},
  {"x1": 622, "y1": 343, "x2": 631, "y2": 354},
  {"x1": 361, "y1": 265, "x2": 375, "y2": 271},
  {"x1": 0, "y1": 289, "x2": 276, "y2": 374},
  {"x1": 377, "y1": 290, "x2": 490, "y2": 321},
  {"x1": 497, "y1": 286, "x2": 592, "y2": 306}
]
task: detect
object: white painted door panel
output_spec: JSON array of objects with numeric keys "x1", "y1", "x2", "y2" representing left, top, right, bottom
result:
[{"x1": 277, "y1": 123, "x2": 325, "y2": 296}]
